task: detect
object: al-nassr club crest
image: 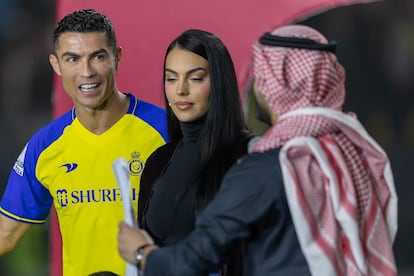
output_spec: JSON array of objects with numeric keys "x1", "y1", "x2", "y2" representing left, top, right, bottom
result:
[{"x1": 128, "y1": 151, "x2": 144, "y2": 176}]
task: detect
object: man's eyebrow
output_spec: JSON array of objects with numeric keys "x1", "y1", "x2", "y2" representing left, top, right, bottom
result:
[
  {"x1": 165, "y1": 67, "x2": 207, "y2": 76},
  {"x1": 90, "y1": 49, "x2": 109, "y2": 56},
  {"x1": 60, "y1": 49, "x2": 108, "y2": 59},
  {"x1": 61, "y1": 51, "x2": 79, "y2": 59}
]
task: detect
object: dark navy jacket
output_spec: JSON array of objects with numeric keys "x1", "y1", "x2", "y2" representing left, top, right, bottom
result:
[{"x1": 144, "y1": 149, "x2": 311, "y2": 276}]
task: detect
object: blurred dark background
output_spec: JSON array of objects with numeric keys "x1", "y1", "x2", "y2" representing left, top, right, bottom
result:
[
  {"x1": 0, "y1": 0, "x2": 54, "y2": 275},
  {"x1": 0, "y1": 0, "x2": 413, "y2": 275}
]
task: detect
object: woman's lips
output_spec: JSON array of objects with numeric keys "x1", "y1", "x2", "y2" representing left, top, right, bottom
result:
[{"x1": 175, "y1": 102, "x2": 193, "y2": 110}]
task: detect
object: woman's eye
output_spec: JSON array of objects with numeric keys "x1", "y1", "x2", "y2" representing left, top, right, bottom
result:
[{"x1": 190, "y1": 77, "x2": 203, "y2": 82}]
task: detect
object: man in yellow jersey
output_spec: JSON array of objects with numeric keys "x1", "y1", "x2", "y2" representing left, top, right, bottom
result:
[{"x1": 0, "y1": 8, "x2": 168, "y2": 275}]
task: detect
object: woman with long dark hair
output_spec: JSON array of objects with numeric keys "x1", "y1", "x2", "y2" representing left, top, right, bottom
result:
[{"x1": 136, "y1": 29, "x2": 253, "y2": 275}]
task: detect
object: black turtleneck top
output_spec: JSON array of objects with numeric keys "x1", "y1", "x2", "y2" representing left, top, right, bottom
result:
[{"x1": 145, "y1": 118, "x2": 204, "y2": 246}]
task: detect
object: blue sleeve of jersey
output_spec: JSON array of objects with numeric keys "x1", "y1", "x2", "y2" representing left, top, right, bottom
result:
[
  {"x1": 0, "y1": 143, "x2": 53, "y2": 224},
  {"x1": 134, "y1": 99, "x2": 169, "y2": 143},
  {"x1": 0, "y1": 112, "x2": 72, "y2": 224}
]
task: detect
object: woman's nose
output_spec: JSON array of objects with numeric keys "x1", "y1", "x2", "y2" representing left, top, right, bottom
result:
[{"x1": 176, "y1": 80, "x2": 189, "y2": 95}]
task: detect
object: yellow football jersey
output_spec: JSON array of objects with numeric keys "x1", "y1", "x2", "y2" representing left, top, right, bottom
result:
[{"x1": 0, "y1": 93, "x2": 168, "y2": 275}]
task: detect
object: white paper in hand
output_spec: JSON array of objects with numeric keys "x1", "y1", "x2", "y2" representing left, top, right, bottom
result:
[
  {"x1": 112, "y1": 157, "x2": 138, "y2": 228},
  {"x1": 112, "y1": 158, "x2": 138, "y2": 276}
]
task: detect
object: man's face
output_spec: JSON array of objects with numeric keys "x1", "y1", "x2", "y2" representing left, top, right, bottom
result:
[{"x1": 49, "y1": 32, "x2": 121, "y2": 111}]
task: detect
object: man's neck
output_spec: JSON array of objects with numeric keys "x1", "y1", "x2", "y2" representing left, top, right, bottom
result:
[{"x1": 75, "y1": 92, "x2": 129, "y2": 135}]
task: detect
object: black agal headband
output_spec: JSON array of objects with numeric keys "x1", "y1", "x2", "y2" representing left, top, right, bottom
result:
[{"x1": 259, "y1": 32, "x2": 337, "y2": 54}]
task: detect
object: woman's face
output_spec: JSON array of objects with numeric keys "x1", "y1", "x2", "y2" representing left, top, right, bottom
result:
[{"x1": 164, "y1": 47, "x2": 211, "y2": 122}]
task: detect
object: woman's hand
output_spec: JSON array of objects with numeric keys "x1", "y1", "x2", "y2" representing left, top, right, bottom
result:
[{"x1": 117, "y1": 221, "x2": 156, "y2": 265}]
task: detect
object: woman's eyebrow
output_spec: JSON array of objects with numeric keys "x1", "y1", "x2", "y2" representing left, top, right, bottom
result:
[{"x1": 165, "y1": 67, "x2": 207, "y2": 76}]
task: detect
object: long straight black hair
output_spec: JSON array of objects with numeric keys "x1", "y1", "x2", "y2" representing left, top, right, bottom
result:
[{"x1": 163, "y1": 29, "x2": 251, "y2": 209}]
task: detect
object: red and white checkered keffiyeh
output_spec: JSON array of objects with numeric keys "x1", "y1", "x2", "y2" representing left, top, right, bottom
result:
[{"x1": 251, "y1": 25, "x2": 398, "y2": 276}]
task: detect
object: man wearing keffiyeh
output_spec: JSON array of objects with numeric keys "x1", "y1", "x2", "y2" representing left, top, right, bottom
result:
[
  {"x1": 251, "y1": 24, "x2": 398, "y2": 276},
  {"x1": 117, "y1": 24, "x2": 398, "y2": 276}
]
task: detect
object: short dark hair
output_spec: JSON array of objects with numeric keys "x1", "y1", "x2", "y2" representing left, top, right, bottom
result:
[{"x1": 52, "y1": 8, "x2": 117, "y2": 52}]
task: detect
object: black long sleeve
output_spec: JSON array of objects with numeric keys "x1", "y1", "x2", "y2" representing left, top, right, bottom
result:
[{"x1": 145, "y1": 149, "x2": 311, "y2": 276}]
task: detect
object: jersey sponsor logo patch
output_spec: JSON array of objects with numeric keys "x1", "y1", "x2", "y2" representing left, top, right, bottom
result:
[
  {"x1": 13, "y1": 143, "x2": 28, "y2": 176},
  {"x1": 128, "y1": 151, "x2": 144, "y2": 176},
  {"x1": 55, "y1": 187, "x2": 139, "y2": 208},
  {"x1": 59, "y1": 163, "x2": 78, "y2": 173},
  {"x1": 56, "y1": 189, "x2": 69, "y2": 207}
]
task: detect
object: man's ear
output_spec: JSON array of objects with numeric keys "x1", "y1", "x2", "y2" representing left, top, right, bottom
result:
[
  {"x1": 49, "y1": 54, "x2": 62, "y2": 76},
  {"x1": 115, "y1": 46, "x2": 122, "y2": 71}
]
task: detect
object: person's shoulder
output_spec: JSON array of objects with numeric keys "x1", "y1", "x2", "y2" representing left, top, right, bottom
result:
[
  {"x1": 137, "y1": 99, "x2": 165, "y2": 111},
  {"x1": 126, "y1": 93, "x2": 165, "y2": 114},
  {"x1": 126, "y1": 93, "x2": 168, "y2": 140},
  {"x1": 21, "y1": 109, "x2": 74, "y2": 157},
  {"x1": 221, "y1": 148, "x2": 283, "y2": 192},
  {"x1": 236, "y1": 148, "x2": 281, "y2": 172},
  {"x1": 148, "y1": 141, "x2": 180, "y2": 161},
  {"x1": 142, "y1": 141, "x2": 180, "y2": 180},
  {"x1": 31, "y1": 110, "x2": 74, "y2": 141}
]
